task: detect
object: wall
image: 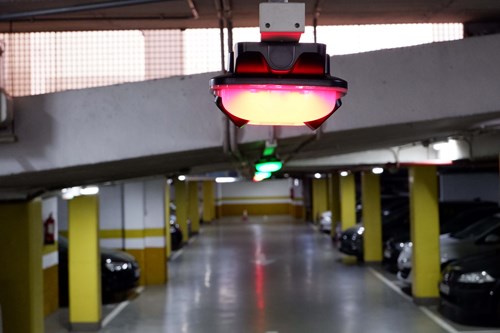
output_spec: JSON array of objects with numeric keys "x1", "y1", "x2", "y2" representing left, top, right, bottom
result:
[
  {"x1": 216, "y1": 179, "x2": 303, "y2": 217},
  {"x1": 440, "y1": 173, "x2": 500, "y2": 203}
]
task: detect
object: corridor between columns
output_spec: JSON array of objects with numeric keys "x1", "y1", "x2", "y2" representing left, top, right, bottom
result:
[{"x1": 47, "y1": 217, "x2": 451, "y2": 333}]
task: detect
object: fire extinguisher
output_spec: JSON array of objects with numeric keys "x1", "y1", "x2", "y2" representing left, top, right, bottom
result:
[{"x1": 44, "y1": 213, "x2": 55, "y2": 245}]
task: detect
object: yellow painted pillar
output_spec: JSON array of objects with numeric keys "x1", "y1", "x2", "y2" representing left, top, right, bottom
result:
[
  {"x1": 312, "y1": 178, "x2": 328, "y2": 223},
  {"x1": 175, "y1": 179, "x2": 189, "y2": 243},
  {"x1": 165, "y1": 181, "x2": 172, "y2": 259},
  {"x1": 362, "y1": 172, "x2": 382, "y2": 262},
  {"x1": 340, "y1": 173, "x2": 356, "y2": 230},
  {"x1": 68, "y1": 195, "x2": 102, "y2": 330},
  {"x1": 0, "y1": 200, "x2": 44, "y2": 333},
  {"x1": 188, "y1": 181, "x2": 200, "y2": 234},
  {"x1": 203, "y1": 181, "x2": 216, "y2": 223},
  {"x1": 329, "y1": 173, "x2": 341, "y2": 239},
  {"x1": 409, "y1": 166, "x2": 440, "y2": 304}
]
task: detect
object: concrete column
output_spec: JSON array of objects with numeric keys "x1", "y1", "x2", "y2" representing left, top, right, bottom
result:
[
  {"x1": 361, "y1": 172, "x2": 382, "y2": 262},
  {"x1": 0, "y1": 200, "x2": 44, "y2": 333},
  {"x1": 329, "y1": 173, "x2": 341, "y2": 239},
  {"x1": 409, "y1": 166, "x2": 440, "y2": 304},
  {"x1": 68, "y1": 195, "x2": 102, "y2": 330},
  {"x1": 165, "y1": 181, "x2": 172, "y2": 259},
  {"x1": 123, "y1": 182, "x2": 146, "y2": 285},
  {"x1": 144, "y1": 179, "x2": 167, "y2": 285},
  {"x1": 174, "y1": 179, "x2": 189, "y2": 243},
  {"x1": 188, "y1": 181, "x2": 200, "y2": 234},
  {"x1": 202, "y1": 181, "x2": 215, "y2": 223},
  {"x1": 42, "y1": 196, "x2": 60, "y2": 317},
  {"x1": 340, "y1": 173, "x2": 356, "y2": 230},
  {"x1": 312, "y1": 178, "x2": 328, "y2": 223}
]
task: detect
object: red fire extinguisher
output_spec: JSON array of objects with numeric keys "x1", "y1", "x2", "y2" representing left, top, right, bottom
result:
[{"x1": 44, "y1": 213, "x2": 55, "y2": 245}]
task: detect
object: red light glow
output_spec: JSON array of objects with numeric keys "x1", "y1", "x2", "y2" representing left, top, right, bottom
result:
[{"x1": 212, "y1": 84, "x2": 343, "y2": 126}]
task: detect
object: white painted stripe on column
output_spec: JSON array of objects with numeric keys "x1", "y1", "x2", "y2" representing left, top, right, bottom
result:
[
  {"x1": 100, "y1": 238, "x2": 123, "y2": 249},
  {"x1": 124, "y1": 238, "x2": 145, "y2": 250},
  {"x1": 145, "y1": 236, "x2": 165, "y2": 248},
  {"x1": 42, "y1": 251, "x2": 59, "y2": 269}
]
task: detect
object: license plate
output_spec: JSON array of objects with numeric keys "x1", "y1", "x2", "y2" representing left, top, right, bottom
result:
[
  {"x1": 439, "y1": 283, "x2": 450, "y2": 295},
  {"x1": 384, "y1": 249, "x2": 391, "y2": 258}
]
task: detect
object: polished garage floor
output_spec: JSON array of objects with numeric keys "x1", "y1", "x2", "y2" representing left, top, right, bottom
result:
[{"x1": 46, "y1": 217, "x2": 491, "y2": 333}]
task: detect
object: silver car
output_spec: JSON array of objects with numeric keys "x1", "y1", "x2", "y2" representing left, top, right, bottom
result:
[{"x1": 397, "y1": 213, "x2": 500, "y2": 284}]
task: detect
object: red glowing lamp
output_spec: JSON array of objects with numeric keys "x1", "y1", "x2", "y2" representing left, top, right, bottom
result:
[{"x1": 210, "y1": 1, "x2": 348, "y2": 130}]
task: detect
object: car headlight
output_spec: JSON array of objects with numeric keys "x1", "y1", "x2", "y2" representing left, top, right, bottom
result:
[
  {"x1": 458, "y1": 271, "x2": 496, "y2": 284},
  {"x1": 105, "y1": 260, "x2": 132, "y2": 272},
  {"x1": 357, "y1": 227, "x2": 365, "y2": 235},
  {"x1": 396, "y1": 242, "x2": 406, "y2": 250}
]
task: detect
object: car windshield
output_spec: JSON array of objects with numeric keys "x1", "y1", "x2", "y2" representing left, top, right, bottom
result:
[{"x1": 451, "y1": 215, "x2": 500, "y2": 240}]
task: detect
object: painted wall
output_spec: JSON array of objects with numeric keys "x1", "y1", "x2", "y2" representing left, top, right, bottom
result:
[
  {"x1": 216, "y1": 179, "x2": 303, "y2": 217},
  {"x1": 440, "y1": 173, "x2": 500, "y2": 203}
]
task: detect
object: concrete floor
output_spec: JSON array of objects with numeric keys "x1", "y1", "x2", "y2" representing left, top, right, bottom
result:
[{"x1": 46, "y1": 217, "x2": 492, "y2": 333}]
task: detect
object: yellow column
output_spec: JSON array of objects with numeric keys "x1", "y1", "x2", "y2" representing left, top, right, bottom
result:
[
  {"x1": 329, "y1": 173, "x2": 341, "y2": 239},
  {"x1": 410, "y1": 166, "x2": 440, "y2": 304},
  {"x1": 175, "y1": 179, "x2": 189, "y2": 243},
  {"x1": 68, "y1": 196, "x2": 102, "y2": 330},
  {"x1": 340, "y1": 173, "x2": 356, "y2": 230},
  {"x1": 165, "y1": 181, "x2": 172, "y2": 259},
  {"x1": 188, "y1": 181, "x2": 200, "y2": 234},
  {"x1": 203, "y1": 181, "x2": 215, "y2": 223},
  {"x1": 312, "y1": 178, "x2": 328, "y2": 223},
  {"x1": 0, "y1": 200, "x2": 44, "y2": 333},
  {"x1": 362, "y1": 172, "x2": 382, "y2": 262}
]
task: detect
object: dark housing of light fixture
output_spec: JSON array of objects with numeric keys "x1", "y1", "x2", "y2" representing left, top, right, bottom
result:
[{"x1": 210, "y1": 2, "x2": 348, "y2": 130}]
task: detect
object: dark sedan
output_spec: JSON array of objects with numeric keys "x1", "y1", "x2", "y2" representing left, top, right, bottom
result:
[
  {"x1": 439, "y1": 250, "x2": 500, "y2": 326},
  {"x1": 59, "y1": 237, "x2": 140, "y2": 306},
  {"x1": 383, "y1": 204, "x2": 499, "y2": 272}
]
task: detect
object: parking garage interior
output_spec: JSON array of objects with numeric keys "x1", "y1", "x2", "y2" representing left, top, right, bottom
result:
[{"x1": 1, "y1": 1, "x2": 500, "y2": 333}]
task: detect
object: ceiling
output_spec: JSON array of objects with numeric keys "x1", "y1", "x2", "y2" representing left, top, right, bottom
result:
[
  {"x1": 1, "y1": 0, "x2": 500, "y2": 32},
  {"x1": 1, "y1": 0, "x2": 500, "y2": 199}
]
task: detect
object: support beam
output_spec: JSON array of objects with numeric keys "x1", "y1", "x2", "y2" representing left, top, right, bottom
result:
[
  {"x1": 0, "y1": 200, "x2": 44, "y2": 333},
  {"x1": 361, "y1": 172, "x2": 382, "y2": 262},
  {"x1": 340, "y1": 173, "x2": 356, "y2": 231},
  {"x1": 409, "y1": 166, "x2": 440, "y2": 305},
  {"x1": 202, "y1": 181, "x2": 215, "y2": 223},
  {"x1": 312, "y1": 178, "x2": 328, "y2": 223},
  {"x1": 188, "y1": 181, "x2": 200, "y2": 234},
  {"x1": 165, "y1": 181, "x2": 172, "y2": 259},
  {"x1": 174, "y1": 179, "x2": 189, "y2": 243},
  {"x1": 329, "y1": 173, "x2": 341, "y2": 239},
  {"x1": 68, "y1": 195, "x2": 102, "y2": 331}
]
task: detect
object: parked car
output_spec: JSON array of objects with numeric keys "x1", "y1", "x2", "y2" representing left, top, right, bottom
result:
[
  {"x1": 169, "y1": 213, "x2": 183, "y2": 251},
  {"x1": 318, "y1": 211, "x2": 332, "y2": 233},
  {"x1": 58, "y1": 236, "x2": 140, "y2": 306},
  {"x1": 339, "y1": 201, "x2": 409, "y2": 261},
  {"x1": 439, "y1": 250, "x2": 500, "y2": 326},
  {"x1": 383, "y1": 204, "x2": 499, "y2": 272},
  {"x1": 397, "y1": 213, "x2": 500, "y2": 284}
]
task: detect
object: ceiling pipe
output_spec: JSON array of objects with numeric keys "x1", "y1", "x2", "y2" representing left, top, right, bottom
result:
[
  {"x1": 313, "y1": 0, "x2": 323, "y2": 43},
  {"x1": 0, "y1": 0, "x2": 189, "y2": 21}
]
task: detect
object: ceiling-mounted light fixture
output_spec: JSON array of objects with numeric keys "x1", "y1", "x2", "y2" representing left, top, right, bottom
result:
[
  {"x1": 255, "y1": 155, "x2": 283, "y2": 173},
  {"x1": 253, "y1": 171, "x2": 272, "y2": 182},
  {"x1": 209, "y1": 2, "x2": 347, "y2": 130}
]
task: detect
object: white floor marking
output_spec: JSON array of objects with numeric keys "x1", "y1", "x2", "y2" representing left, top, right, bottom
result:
[
  {"x1": 368, "y1": 267, "x2": 500, "y2": 333},
  {"x1": 101, "y1": 286, "x2": 145, "y2": 327},
  {"x1": 170, "y1": 249, "x2": 184, "y2": 261}
]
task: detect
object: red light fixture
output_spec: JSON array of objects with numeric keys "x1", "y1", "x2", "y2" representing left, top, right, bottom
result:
[{"x1": 210, "y1": 2, "x2": 348, "y2": 130}]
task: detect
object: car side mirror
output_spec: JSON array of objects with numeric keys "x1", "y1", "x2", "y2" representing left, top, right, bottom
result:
[{"x1": 484, "y1": 234, "x2": 500, "y2": 244}]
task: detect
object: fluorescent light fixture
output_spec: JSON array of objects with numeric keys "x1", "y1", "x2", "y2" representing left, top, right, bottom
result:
[
  {"x1": 372, "y1": 167, "x2": 384, "y2": 175},
  {"x1": 432, "y1": 141, "x2": 449, "y2": 151},
  {"x1": 178, "y1": 175, "x2": 186, "y2": 181},
  {"x1": 314, "y1": 173, "x2": 322, "y2": 179},
  {"x1": 80, "y1": 186, "x2": 99, "y2": 196},
  {"x1": 340, "y1": 171, "x2": 349, "y2": 177},
  {"x1": 215, "y1": 177, "x2": 238, "y2": 183}
]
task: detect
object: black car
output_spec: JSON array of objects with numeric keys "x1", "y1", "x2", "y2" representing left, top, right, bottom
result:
[
  {"x1": 169, "y1": 214, "x2": 183, "y2": 251},
  {"x1": 58, "y1": 237, "x2": 140, "y2": 306},
  {"x1": 339, "y1": 202, "x2": 409, "y2": 261},
  {"x1": 439, "y1": 250, "x2": 500, "y2": 326},
  {"x1": 383, "y1": 204, "x2": 499, "y2": 272}
]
